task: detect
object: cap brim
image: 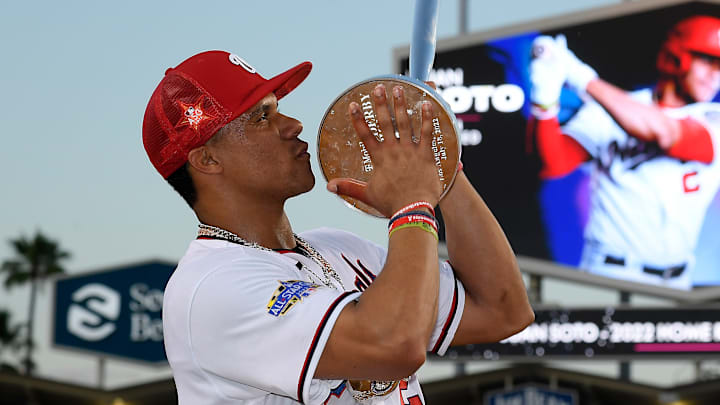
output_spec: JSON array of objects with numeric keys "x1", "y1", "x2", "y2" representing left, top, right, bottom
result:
[
  {"x1": 270, "y1": 61, "x2": 312, "y2": 100},
  {"x1": 226, "y1": 61, "x2": 312, "y2": 124}
]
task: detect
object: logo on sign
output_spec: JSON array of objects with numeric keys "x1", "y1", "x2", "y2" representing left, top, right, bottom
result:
[{"x1": 67, "y1": 283, "x2": 121, "y2": 341}]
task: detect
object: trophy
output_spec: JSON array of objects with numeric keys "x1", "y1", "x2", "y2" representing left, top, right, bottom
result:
[{"x1": 317, "y1": 0, "x2": 461, "y2": 217}]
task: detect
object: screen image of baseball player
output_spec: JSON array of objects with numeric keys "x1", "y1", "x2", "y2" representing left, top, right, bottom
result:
[
  {"x1": 142, "y1": 51, "x2": 533, "y2": 404},
  {"x1": 527, "y1": 16, "x2": 720, "y2": 290}
]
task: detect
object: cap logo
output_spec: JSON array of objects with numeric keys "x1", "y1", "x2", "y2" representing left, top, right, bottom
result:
[
  {"x1": 229, "y1": 53, "x2": 256, "y2": 74},
  {"x1": 175, "y1": 96, "x2": 216, "y2": 131}
]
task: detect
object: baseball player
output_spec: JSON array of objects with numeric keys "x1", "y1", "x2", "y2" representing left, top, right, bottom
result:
[
  {"x1": 143, "y1": 51, "x2": 533, "y2": 404},
  {"x1": 528, "y1": 16, "x2": 720, "y2": 289}
]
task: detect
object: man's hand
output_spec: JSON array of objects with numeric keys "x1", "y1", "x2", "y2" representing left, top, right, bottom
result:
[
  {"x1": 529, "y1": 35, "x2": 568, "y2": 110},
  {"x1": 553, "y1": 35, "x2": 598, "y2": 96},
  {"x1": 327, "y1": 84, "x2": 443, "y2": 217}
]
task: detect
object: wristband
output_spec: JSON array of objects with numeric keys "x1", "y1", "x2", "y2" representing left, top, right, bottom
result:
[
  {"x1": 390, "y1": 201, "x2": 435, "y2": 219},
  {"x1": 389, "y1": 215, "x2": 438, "y2": 235},
  {"x1": 530, "y1": 103, "x2": 560, "y2": 120},
  {"x1": 388, "y1": 210, "x2": 437, "y2": 229},
  {"x1": 388, "y1": 221, "x2": 439, "y2": 240}
]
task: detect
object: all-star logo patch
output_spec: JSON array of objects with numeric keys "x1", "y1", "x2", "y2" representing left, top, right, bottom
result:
[
  {"x1": 267, "y1": 280, "x2": 319, "y2": 317},
  {"x1": 175, "y1": 96, "x2": 215, "y2": 131}
]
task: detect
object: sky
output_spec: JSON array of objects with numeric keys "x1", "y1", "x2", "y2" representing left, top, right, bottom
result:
[{"x1": 4, "y1": 0, "x2": 682, "y2": 388}]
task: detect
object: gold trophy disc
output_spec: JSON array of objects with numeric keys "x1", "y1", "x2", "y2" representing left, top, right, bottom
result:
[{"x1": 317, "y1": 76, "x2": 461, "y2": 217}]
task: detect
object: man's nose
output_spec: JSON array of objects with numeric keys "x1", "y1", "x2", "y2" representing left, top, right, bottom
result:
[{"x1": 280, "y1": 114, "x2": 303, "y2": 139}]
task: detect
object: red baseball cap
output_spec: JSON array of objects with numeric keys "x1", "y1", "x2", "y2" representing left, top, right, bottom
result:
[{"x1": 143, "y1": 51, "x2": 312, "y2": 178}]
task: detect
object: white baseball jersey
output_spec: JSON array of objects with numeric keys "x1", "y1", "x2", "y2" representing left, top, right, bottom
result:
[
  {"x1": 562, "y1": 88, "x2": 720, "y2": 288},
  {"x1": 162, "y1": 227, "x2": 465, "y2": 404}
]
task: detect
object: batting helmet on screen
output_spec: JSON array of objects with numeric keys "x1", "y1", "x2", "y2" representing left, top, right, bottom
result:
[{"x1": 657, "y1": 15, "x2": 720, "y2": 76}]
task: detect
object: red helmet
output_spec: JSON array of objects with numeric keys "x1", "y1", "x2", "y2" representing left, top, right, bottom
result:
[{"x1": 657, "y1": 15, "x2": 720, "y2": 76}]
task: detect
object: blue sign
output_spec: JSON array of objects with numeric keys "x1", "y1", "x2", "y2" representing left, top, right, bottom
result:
[
  {"x1": 485, "y1": 385, "x2": 577, "y2": 405},
  {"x1": 53, "y1": 260, "x2": 175, "y2": 364}
]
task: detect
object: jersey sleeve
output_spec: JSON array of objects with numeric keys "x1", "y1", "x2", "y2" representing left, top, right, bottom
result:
[
  {"x1": 188, "y1": 260, "x2": 360, "y2": 404},
  {"x1": 426, "y1": 261, "x2": 466, "y2": 355},
  {"x1": 667, "y1": 117, "x2": 714, "y2": 163},
  {"x1": 529, "y1": 116, "x2": 590, "y2": 178},
  {"x1": 663, "y1": 102, "x2": 720, "y2": 164},
  {"x1": 561, "y1": 99, "x2": 619, "y2": 158},
  {"x1": 300, "y1": 229, "x2": 466, "y2": 354},
  {"x1": 343, "y1": 235, "x2": 467, "y2": 356},
  {"x1": 694, "y1": 104, "x2": 720, "y2": 163}
]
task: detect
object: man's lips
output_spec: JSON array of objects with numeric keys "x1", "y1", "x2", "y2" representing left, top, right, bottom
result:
[{"x1": 296, "y1": 142, "x2": 309, "y2": 157}]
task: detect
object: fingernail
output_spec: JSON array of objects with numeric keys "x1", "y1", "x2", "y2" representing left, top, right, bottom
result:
[
  {"x1": 374, "y1": 85, "x2": 385, "y2": 98},
  {"x1": 422, "y1": 101, "x2": 431, "y2": 112},
  {"x1": 393, "y1": 86, "x2": 402, "y2": 99},
  {"x1": 350, "y1": 102, "x2": 360, "y2": 115}
]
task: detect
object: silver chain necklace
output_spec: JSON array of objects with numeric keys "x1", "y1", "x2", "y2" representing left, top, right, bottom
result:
[{"x1": 197, "y1": 224, "x2": 345, "y2": 290}]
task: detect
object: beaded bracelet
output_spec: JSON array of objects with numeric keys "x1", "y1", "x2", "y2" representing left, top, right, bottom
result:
[
  {"x1": 388, "y1": 210, "x2": 437, "y2": 229},
  {"x1": 390, "y1": 201, "x2": 435, "y2": 219},
  {"x1": 388, "y1": 221, "x2": 439, "y2": 240}
]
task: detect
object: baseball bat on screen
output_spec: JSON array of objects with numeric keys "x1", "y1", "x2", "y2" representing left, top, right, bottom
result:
[{"x1": 317, "y1": 0, "x2": 460, "y2": 217}]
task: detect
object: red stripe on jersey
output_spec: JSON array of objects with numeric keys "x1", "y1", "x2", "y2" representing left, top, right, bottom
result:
[
  {"x1": 297, "y1": 292, "x2": 354, "y2": 403},
  {"x1": 668, "y1": 117, "x2": 714, "y2": 163},
  {"x1": 528, "y1": 116, "x2": 590, "y2": 179},
  {"x1": 341, "y1": 254, "x2": 373, "y2": 291},
  {"x1": 399, "y1": 379, "x2": 424, "y2": 404},
  {"x1": 356, "y1": 260, "x2": 377, "y2": 283},
  {"x1": 431, "y1": 270, "x2": 459, "y2": 354}
]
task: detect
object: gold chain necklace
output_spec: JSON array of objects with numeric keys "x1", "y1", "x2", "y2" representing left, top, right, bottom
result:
[{"x1": 197, "y1": 224, "x2": 345, "y2": 290}]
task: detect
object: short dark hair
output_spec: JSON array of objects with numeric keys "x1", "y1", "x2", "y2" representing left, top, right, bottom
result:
[{"x1": 166, "y1": 163, "x2": 197, "y2": 208}]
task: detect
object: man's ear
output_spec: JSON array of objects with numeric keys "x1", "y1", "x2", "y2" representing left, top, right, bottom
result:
[{"x1": 187, "y1": 146, "x2": 222, "y2": 175}]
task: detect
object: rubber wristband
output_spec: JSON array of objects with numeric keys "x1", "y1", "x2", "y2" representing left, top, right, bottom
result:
[
  {"x1": 388, "y1": 222, "x2": 439, "y2": 240},
  {"x1": 388, "y1": 210, "x2": 437, "y2": 229},
  {"x1": 389, "y1": 215, "x2": 438, "y2": 234},
  {"x1": 391, "y1": 201, "x2": 435, "y2": 219}
]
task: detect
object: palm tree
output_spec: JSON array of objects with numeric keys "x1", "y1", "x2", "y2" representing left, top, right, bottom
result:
[
  {"x1": 0, "y1": 309, "x2": 22, "y2": 373},
  {"x1": 0, "y1": 231, "x2": 70, "y2": 375}
]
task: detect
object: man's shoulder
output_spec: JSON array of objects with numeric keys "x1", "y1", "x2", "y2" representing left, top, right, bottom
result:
[
  {"x1": 168, "y1": 240, "x2": 297, "y2": 292},
  {"x1": 299, "y1": 227, "x2": 373, "y2": 247},
  {"x1": 680, "y1": 101, "x2": 720, "y2": 126},
  {"x1": 299, "y1": 227, "x2": 386, "y2": 262},
  {"x1": 180, "y1": 239, "x2": 288, "y2": 268}
]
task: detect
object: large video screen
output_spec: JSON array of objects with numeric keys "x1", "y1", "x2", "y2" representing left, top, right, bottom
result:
[{"x1": 398, "y1": 2, "x2": 720, "y2": 290}]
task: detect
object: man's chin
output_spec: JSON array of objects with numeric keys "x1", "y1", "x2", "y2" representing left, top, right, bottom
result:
[
  {"x1": 291, "y1": 173, "x2": 315, "y2": 197},
  {"x1": 303, "y1": 176, "x2": 316, "y2": 194}
]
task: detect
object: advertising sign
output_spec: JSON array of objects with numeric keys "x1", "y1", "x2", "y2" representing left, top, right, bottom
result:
[
  {"x1": 444, "y1": 307, "x2": 720, "y2": 360},
  {"x1": 484, "y1": 384, "x2": 577, "y2": 405},
  {"x1": 53, "y1": 260, "x2": 175, "y2": 364}
]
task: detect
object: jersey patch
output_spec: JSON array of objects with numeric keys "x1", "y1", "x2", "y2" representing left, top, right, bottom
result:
[{"x1": 266, "y1": 280, "x2": 319, "y2": 317}]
